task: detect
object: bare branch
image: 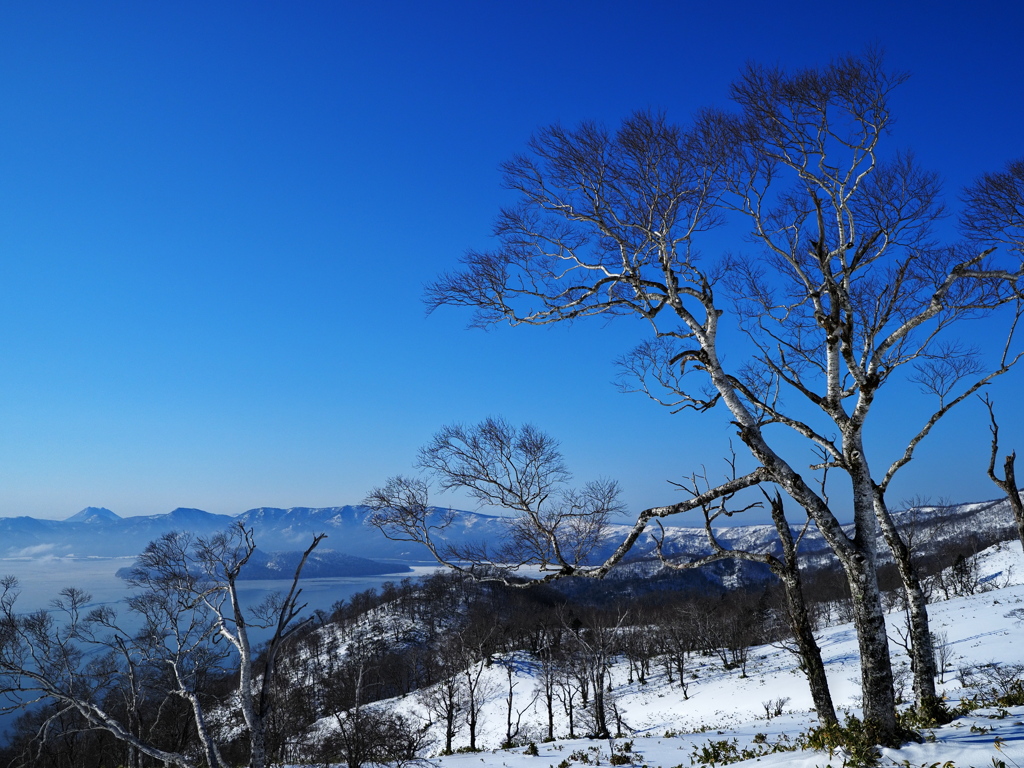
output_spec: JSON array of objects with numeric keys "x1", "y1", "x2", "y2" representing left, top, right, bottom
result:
[{"x1": 982, "y1": 395, "x2": 1024, "y2": 551}]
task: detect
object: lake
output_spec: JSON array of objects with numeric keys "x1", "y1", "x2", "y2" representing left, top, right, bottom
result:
[{"x1": 0, "y1": 556, "x2": 441, "y2": 641}]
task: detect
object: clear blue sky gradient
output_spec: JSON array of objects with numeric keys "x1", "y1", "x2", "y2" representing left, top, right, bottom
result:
[{"x1": 0, "y1": 1, "x2": 1022, "y2": 521}]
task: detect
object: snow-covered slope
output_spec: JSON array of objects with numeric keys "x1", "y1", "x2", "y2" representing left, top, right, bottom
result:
[{"x1": 312, "y1": 539, "x2": 1024, "y2": 768}]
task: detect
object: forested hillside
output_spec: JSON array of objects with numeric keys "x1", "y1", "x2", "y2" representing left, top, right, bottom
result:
[{"x1": 2, "y1": 514, "x2": 1020, "y2": 767}]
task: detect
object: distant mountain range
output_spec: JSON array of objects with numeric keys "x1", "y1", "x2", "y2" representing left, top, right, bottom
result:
[
  {"x1": 0, "y1": 498, "x2": 1019, "y2": 578},
  {"x1": 0, "y1": 505, "x2": 502, "y2": 570}
]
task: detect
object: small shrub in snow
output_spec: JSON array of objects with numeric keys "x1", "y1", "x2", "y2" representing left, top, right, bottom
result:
[
  {"x1": 689, "y1": 735, "x2": 797, "y2": 766},
  {"x1": 567, "y1": 746, "x2": 602, "y2": 764},
  {"x1": 608, "y1": 739, "x2": 636, "y2": 765},
  {"x1": 797, "y1": 713, "x2": 883, "y2": 767},
  {"x1": 761, "y1": 696, "x2": 790, "y2": 720}
]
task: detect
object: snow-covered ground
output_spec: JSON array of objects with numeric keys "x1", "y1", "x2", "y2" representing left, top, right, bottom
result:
[{"x1": 319, "y1": 540, "x2": 1024, "y2": 767}]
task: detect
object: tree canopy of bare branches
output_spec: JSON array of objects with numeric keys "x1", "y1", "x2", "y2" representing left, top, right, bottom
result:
[
  {"x1": 366, "y1": 417, "x2": 624, "y2": 581},
  {"x1": 423, "y1": 51, "x2": 1024, "y2": 746}
]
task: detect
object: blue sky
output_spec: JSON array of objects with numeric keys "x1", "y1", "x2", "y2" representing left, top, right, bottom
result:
[{"x1": 0, "y1": 1, "x2": 1022, "y2": 522}]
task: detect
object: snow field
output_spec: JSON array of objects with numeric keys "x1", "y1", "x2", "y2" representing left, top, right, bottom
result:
[{"x1": 307, "y1": 541, "x2": 1024, "y2": 767}]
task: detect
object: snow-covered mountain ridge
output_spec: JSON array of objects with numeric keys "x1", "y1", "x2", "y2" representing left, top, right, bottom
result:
[
  {"x1": 632, "y1": 497, "x2": 1016, "y2": 571},
  {"x1": 0, "y1": 498, "x2": 1017, "y2": 572}
]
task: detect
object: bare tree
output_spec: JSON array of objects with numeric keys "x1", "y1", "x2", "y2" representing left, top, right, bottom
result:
[
  {"x1": 933, "y1": 631, "x2": 954, "y2": 686},
  {"x1": 961, "y1": 158, "x2": 1024, "y2": 256},
  {"x1": 417, "y1": 647, "x2": 466, "y2": 755},
  {"x1": 654, "y1": 487, "x2": 837, "y2": 725},
  {"x1": 553, "y1": 654, "x2": 583, "y2": 739},
  {"x1": 621, "y1": 609, "x2": 656, "y2": 686},
  {"x1": 423, "y1": 52, "x2": 1024, "y2": 745},
  {"x1": 558, "y1": 607, "x2": 625, "y2": 739},
  {"x1": 0, "y1": 523, "x2": 324, "y2": 768},
  {"x1": 657, "y1": 604, "x2": 694, "y2": 698},
  {"x1": 459, "y1": 644, "x2": 496, "y2": 751},
  {"x1": 366, "y1": 417, "x2": 626, "y2": 582},
  {"x1": 534, "y1": 636, "x2": 561, "y2": 741},
  {"x1": 321, "y1": 706, "x2": 431, "y2": 768},
  {"x1": 876, "y1": 496, "x2": 956, "y2": 709},
  {"x1": 498, "y1": 655, "x2": 540, "y2": 747},
  {"x1": 983, "y1": 394, "x2": 1024, "y2": 551}
]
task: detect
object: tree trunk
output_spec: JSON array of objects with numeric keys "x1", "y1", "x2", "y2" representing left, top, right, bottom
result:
[
  {"x1": 737, "y1": 424, "x2": 900, "y2": 745},
  {"x1": 445, "y1": 708, "x2": 455, "y2": 755},
  {"x1": 873, "y1": 490, "x2": 942, "y2": 721},
  {"x1": 546, "y1": 686, "x2": 554, "y2": 741},
  {"x1": 844, "y1": 550, "x2": 900, "y2": 745},
  {"x1": 227, "y1": 577, "x2": 265, "y2": 768},
  {"x1": 590, "y1": 682, "x2": 609, "y2": 739},
  {"x1": 780, "y1": 568, "x2": 837, "y2": 725},
  {"x1": 505, "y1": 666, "x2": 515, "y2": 745},
  {"x1": 249, "y1": 728, "x2": 266, "y2": 768},
  {"x1": 844, "y1": 455, "x2": 901, "y2": 746},
  {"x1": 183, "y1": 689, "x2": 225, "y2": 768},
  {"x1": 998, "y1": 452, "x2": 1024, "y2": 552},
  {"x1": 767, "y1": 496, "x2": 837, "y2": 727},
  {"x1": 985, "y1": 403, "x2": 1024, "y2": 553},
  {"x1": 564, "y1": 687, "x2": 575, "y2": 739}
]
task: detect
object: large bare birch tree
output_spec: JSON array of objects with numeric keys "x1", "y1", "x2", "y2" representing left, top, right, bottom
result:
[{"x1": 422, "y1": 52, "x2": 1024, "y2": 745}]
